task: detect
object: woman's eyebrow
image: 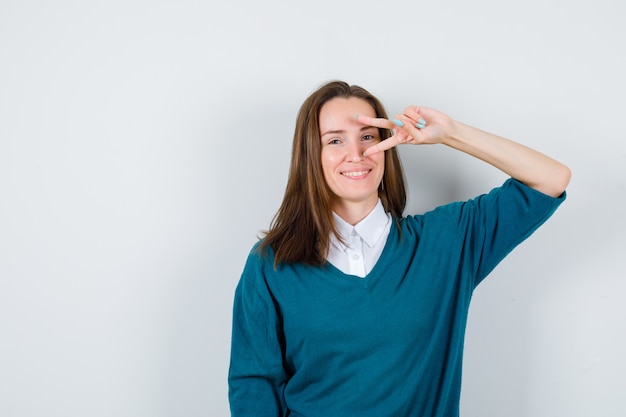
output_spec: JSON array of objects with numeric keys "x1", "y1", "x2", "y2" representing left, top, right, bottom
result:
[
  {"x1": 321, "y1": 126, "x2": 374, "y2": 137},
  {"x1": 320, "y1": 129, "x2": 345, "y2": 137}
]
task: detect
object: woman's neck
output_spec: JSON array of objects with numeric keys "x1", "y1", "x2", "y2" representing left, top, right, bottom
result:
[{"x1": 332, "y1": 198, "x2": 378, "y2": 226}]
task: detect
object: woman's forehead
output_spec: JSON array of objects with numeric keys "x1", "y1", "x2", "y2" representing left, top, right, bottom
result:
[{"x1": 319, "y1": 97, "x2": 376, "y2": 129}]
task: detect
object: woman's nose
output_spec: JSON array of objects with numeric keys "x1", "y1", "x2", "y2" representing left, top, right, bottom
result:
[{"x1": 346, "y1": 141, "x2": 364, "y2": 162}]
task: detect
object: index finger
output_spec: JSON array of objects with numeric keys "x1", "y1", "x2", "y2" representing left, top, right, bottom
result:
[{"x1": 355, "y1": 114, "x2": 396, "y2": 130}]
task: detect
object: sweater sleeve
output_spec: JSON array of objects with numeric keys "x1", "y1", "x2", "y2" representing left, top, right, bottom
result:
[
  {"x1": 228, "y1": 246, "x2": 289, "y2": 417},
  {"x1": 448, "y1": 178, "x2": 566, "y2": 286}
]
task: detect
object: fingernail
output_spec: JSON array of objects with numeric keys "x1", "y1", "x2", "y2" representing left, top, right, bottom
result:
[
  {"x1": 362, "y1": 151, "x2": 368, "y2": 157},
  {"x1": 416, "y1": 123, "x2": 426, "y2": 129},
  {"x1": 355, "y1": 114, "x2": 360, "y2": 120},
  {"x1": 393, "y1": 119, "x2": 404, "y2": 127},
  {"x1": 418, "y1": 118, "x2": 426, "y2": 125}
]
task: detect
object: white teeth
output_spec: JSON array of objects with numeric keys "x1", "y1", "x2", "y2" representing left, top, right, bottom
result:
[{"x1": 342, "y1": 170, "x2": 369, "y2": 177}]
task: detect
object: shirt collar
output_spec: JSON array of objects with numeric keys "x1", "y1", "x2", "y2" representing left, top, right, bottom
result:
[{"x1": 331, "y1": 200, "x2": 391, "y2": 249}]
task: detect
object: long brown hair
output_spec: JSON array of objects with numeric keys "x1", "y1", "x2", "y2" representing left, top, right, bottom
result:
[{"x1": 259, "y1": 80, "x2": 406, "y2": 267}]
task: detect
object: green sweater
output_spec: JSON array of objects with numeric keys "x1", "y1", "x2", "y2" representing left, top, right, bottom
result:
[{"x1": 229, "y1": 179, "x2": 565, "y2": 417}]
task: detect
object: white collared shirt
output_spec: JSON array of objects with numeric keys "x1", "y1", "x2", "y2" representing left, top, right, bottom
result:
[{"x1": 327, "y1": 199, "x2": 392, "y2": 278}]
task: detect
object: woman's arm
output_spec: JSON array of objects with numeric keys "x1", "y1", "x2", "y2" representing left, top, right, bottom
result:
[
  {"x1": 358, "y1": 107, "x2": 571, "y2": 197},
  {"x1": 229, "y1": 253, "x2": 289, "y2": 416}
]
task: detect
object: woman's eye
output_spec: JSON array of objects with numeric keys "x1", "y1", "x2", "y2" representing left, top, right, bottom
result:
[
  {"x1": 362, "y1": 134, "x2": 376, "y2": 141},
  {"x1": 328, "y1": 138, "x2": 342, "y2": 145}
]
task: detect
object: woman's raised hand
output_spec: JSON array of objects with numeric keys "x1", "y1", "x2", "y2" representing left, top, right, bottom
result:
[{"x1": 357, "y1": 106, "x2": 453, "y2": 156}]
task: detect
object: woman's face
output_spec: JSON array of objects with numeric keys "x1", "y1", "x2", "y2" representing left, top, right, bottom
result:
[{"x1": 319, "y1": 97, "x2": 385, "y2": 214}]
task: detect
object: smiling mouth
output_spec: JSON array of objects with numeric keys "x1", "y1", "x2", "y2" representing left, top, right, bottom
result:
[{"x1": 341, "y1": 169, "x2": 371, "y2": 178}]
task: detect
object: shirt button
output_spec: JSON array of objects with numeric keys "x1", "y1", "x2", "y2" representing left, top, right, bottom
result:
[{"x1": 352, "y1": 254, "x2": 360, "y2": 260}]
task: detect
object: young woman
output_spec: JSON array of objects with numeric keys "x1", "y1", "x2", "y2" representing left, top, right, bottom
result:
[{"x1": 228, "y1": 80, "x2": 571, "y2": 417}]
